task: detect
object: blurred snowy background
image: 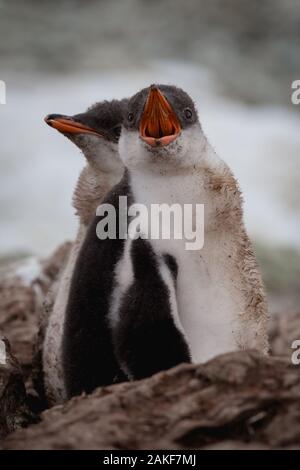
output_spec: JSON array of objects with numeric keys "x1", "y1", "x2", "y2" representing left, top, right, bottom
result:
[{"x1": 0, "y1": 0, "x2": 299, "y2": 312}]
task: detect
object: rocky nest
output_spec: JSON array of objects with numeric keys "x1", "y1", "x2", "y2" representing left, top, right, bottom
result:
[{"x1": 0, "y1": 243, "x2": 299, "y2": 449}]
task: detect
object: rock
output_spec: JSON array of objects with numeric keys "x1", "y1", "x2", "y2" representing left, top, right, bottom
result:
[
  {"x1": 2, "y1": 350, "x2": 300, "y2": 450},
  {"x1": 0, "y1": 242, "x2": 72, "y2": 385},
  {"x1": 0, "y1": 335, "x2": 34, "y2": 439},
  {"x1": 1, "y1": 240, "x2": 300, "y2": 449},
  {"x1": 0, "y1": 235, "x2": 298, "y2": 386}
]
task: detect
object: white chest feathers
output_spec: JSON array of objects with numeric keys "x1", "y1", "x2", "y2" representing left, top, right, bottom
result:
[{"x1": 128, "y1": 155, "x2": 267, "y2": 362}]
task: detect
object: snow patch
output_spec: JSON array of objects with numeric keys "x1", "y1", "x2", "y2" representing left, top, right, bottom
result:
[{"x1": 15, "y1": 257, "x2": 42, "y2": 285}]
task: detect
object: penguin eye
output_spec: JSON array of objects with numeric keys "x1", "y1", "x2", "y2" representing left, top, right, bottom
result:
[
  {"x1": 127, "y1": 112, "x2": 134, "y2": 122},
  {"x1": 184, "y1": 108, "x2": 193, "y2": 120}
]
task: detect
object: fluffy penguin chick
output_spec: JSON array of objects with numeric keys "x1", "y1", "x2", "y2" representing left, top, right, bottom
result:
[
  {"x1": 118, "y1": 84, "x2": 269, "y2": 363},
  {"x1": 45, "y1": 100, "x2": 127, "y2": 225},
  {"x1": 42, "y1": 100, "x2": 126, "y2": 405}
]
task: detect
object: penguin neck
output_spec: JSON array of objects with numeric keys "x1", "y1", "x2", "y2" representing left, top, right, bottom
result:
[
  {"x1": 128, "y1": 140, "x2": 225, "y2": 206},
  {"x1": 85, "y1": 148, "x2": 124, "y2": 176},
  {"x1": 127, "y1": 139, "x2": 242, "y2": 237},
  {"x1": 76, "y1": 134, "x2": 124, "y2": 176},
  {"x1": 73, "y1": 163, "x2": 124, "y2": 227}
]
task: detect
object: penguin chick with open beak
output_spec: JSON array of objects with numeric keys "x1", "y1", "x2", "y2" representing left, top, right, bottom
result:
[
  {"x1": 118, "y1": 84, "x2": 269, "y2": 364},
  {"x1": 41, "y1": 99, "x2": 127, "y2": 406}
]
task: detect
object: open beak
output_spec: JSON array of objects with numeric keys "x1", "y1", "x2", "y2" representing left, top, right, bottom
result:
[
  {"x1": 139, "y1": 86, "x2": 181, "y2": 147},
  {"x1": 44, "y1": 114, "x2": 105, "y2": 138}
]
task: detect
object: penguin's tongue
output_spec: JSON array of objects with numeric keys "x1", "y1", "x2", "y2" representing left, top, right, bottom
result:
[
  {"x1": 44, "y1": 114, "x2": 106, "y2": 138},
  {"x1": 140, "y1": 86, "x2": 181, "y2": 147}
]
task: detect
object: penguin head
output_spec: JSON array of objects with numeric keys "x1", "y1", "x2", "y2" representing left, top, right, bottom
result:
[
  {"x1": 119, "y1": 85, "x2": 205, "y2": 171},
  {"x1": 45, "y1": 99, "x2": 128, "y2": 173}
]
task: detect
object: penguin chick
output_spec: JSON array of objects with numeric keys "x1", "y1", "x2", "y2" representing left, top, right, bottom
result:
[
  {"x1": 41, "y1": 99, "x2": 127, "y2": 406},
  {"x1": 45, "y1": 99, "x2": 127, "y2": 226},
  {"x1": 118, "y1": 84, "x2": 269, "y2": 363}
]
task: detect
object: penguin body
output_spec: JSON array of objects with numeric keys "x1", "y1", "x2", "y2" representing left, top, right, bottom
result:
[
  {"x1": 42, "y1": 100, "x2": 127, "y2": 405},
  {"x1": 62, "y1": 176, "x2": 130, "y2": 397},
  {"x1": 117, "y1": 84, "x2": 269, "y2": 363},
  {"x1": 126, "y1": 161, "x2": 265, "y2": 363}
]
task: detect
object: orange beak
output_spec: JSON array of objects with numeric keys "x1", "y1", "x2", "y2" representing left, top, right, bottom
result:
[
  {"x1": 44, "y1": 114, "x2": 105, "y2": 138},
  {"x1": 139, "y1": 86, "x2": 181, "y2": 147}
]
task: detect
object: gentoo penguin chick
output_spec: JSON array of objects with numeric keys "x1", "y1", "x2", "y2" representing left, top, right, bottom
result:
[
  {"x1": 45, "y1": 100, "x2": 127, "y2": 226},
  {"x1": 118, "y1": 84, "x2": 269, "y2": 363},
  {"x1": 41, "y1": 100, "x2": 127, "y2": 406},
  {"x1": 61, "y1": 85, "x2": 268, "y2": 400}
]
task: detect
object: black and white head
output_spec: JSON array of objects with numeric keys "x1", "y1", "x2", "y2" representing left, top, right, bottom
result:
[
  {"x1": 45, "y1": 99, "x2": 128, "y2": 173},
  {"x1": 119, "y1": 85, "x2": 205, "y2": 171}
]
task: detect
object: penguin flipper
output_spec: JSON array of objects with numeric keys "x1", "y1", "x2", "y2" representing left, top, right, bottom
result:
[{"x1": 113, "y1": 238, "x2": 191, "y2": 380}]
